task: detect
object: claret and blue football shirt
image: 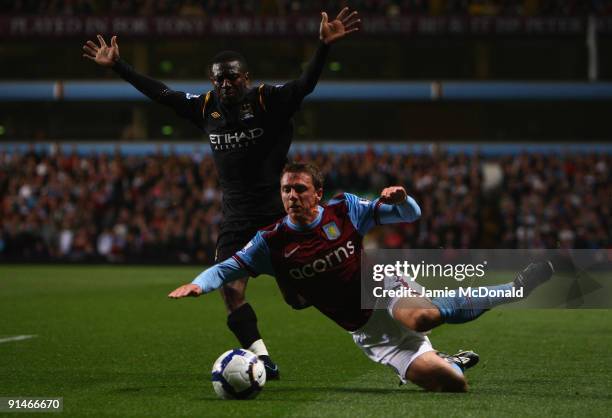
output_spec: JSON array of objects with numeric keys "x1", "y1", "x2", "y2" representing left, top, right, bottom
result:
[{"x1": 192, "y1": 193, "x2": 421, "y2": 331}]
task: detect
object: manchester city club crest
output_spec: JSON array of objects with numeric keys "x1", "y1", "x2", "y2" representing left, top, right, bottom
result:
[
  {"x1": 239, "y1": 103, "x2": 254, "y2": 120},
  {"x1": 322, "y1": 222, "x2": 341, "y2": 240}
]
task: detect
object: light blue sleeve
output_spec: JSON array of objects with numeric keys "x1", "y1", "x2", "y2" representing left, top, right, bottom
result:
[
  {"x1": 191, "y1": 257, "x2": 247, "y2": 293},
  {"x1": 344, "y1": 193, "x2": 421, "y2": 235},
  {"x1": 233, "y1": 231, "x2": 274, "y2": 276},
  {"x1": 191, "y1": 231, "x2": 274, "y2": 293}
]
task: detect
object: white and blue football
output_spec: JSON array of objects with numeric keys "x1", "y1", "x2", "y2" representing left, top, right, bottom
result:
[{"x1": 211, "y1": 349, "x2": 266, "y2": 400}]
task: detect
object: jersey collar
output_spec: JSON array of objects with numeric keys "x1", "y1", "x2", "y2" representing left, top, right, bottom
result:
[{"x1": 285, "y1": 206, "x2": 323, "y2": 231}]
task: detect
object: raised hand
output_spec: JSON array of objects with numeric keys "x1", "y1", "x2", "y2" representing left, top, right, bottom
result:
[
  {"x1": 379, "y1": 186, "x2": 408, "y2": 205},
  {"x1": 82, "y1": 34, "x2": 120, "y2": 67},
  {"x1": 168, "y1": 283, "x2": 203, "y2": 299},
  {"x1": 319, "y1": 7, "x2": 360, "y2": 45}
]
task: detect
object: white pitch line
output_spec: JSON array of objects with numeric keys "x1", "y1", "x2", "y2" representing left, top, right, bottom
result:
[{"x1": 0, "y1": 335, "x2": 37, "y2": 344}]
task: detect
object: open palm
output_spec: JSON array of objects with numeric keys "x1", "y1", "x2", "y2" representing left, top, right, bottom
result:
[
  {"x1": 320, "y1": 7, "x2": 360, "y2": 45},
  {"x1": 82, "y1": 35, "x2": 120, "y2": 67}
]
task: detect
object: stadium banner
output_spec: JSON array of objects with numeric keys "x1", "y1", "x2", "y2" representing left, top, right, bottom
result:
[
  {"x1": 361, "y1": 249, "x2": 612, "y2": 309},
  {"x1": 2, "y1": 16, "x2": 612, "y2": 38}
]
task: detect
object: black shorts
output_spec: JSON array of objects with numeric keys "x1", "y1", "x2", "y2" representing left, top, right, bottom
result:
[{"x1": 215, "y1": 215, "x2": 284, "y2": 263}]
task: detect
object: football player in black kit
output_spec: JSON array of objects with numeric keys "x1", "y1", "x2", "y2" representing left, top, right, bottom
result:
[{"x1": 83, "y1": 7, "x2": 361, "y2": 379}]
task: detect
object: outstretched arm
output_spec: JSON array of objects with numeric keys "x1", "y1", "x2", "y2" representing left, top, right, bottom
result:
[
  {"x1": 343, "y1": 188, "x2": 421, "y2": 235},
  {"x1": 378, "y1": 186, "x2": 422, "y2": 224},
  {"x1": 295, "y1": 7, "x2": 361, "y2": 96},
  {"x1": 168, "y1": 257, "x2": 248, "y2": 298},
  {"x1": 168, "y1": 232, "x2": 274, "y2": 299},
  {"x1": 82, "y1": 34, "x2": 168, "y2": 97},
  {"x1": 82, "y1": 35, "x2": 201, "y2": 120},
  {"x1": 82, "y1": 34, "x2": 120, "y2": 67},
  {"x1": 264, "y1": 8, "x2": 360, "y2": 108},
  {"x1": 319, "y1": 7, "x2": 360, "y2": 46}
]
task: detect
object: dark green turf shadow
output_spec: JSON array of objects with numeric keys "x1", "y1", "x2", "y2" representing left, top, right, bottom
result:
[
  {"x1": 191, "y1": 385, "x2": 440, "y2": 403},
  {"x1": 269, "y1": 386, "x2": 406, "y2": 395},
  {"x1": 474, "y1": 386, "x2": 612, "y2": 401},
  {"x1": 108, "y1": 373, "x2": 202, "y2": 396},
  {"x1": 113, "y1": 386, "x2": 172, "y2": 394}
]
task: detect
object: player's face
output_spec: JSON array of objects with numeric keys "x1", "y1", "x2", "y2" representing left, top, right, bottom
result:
[
  {"x1": 281, "y1": 172, "x2": 323, "y2": 225},
  {"x1": 210, "y1": 60, "x2": 249, "y2": 105}
]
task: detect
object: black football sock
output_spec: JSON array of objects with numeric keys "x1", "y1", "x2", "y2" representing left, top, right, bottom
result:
[{"x1": 227, "y1": 303, "x2": 262, "y2": 349}]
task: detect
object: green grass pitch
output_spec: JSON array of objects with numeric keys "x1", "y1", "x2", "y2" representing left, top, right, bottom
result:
[{"x1": 1, "y1": 265, "x2": 611, "y2": 417}]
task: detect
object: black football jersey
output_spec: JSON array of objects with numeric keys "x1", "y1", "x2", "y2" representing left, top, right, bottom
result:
[
  {"x1": 113, "y1": 44, "x2": 329, "y2": 225},
  {"x1": 171, "y1": 82, "x2": 308, "y2": 222}
]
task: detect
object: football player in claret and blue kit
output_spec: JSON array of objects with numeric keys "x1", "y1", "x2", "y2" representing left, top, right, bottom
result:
[
  {"x1": 169, "y1": 162, "x2": 557, "y2": 391},
  {"x1": 83, "y1": 9, "x2": 361, "y2": 379}
]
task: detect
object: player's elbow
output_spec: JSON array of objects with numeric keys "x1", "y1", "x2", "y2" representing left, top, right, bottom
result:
[
  {"x1": 405, "y1": 197, "x2": 421, "y2": 222},
  {"x1": 305, "y1": 83, "x2": 317, "y2": 95},
  {"x1": 411, "y1": 201, "x2": 421, "y2": 220},
  {"x1": 296, "y1": 79, "x2": 316, "y2": 97}
]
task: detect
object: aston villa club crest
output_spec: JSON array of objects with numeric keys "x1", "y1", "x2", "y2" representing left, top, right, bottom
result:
[
  {"x1": 322, "y1": 222, "x2": 341, "y2": 240},
  {"x1": 239, "y1": 103, "x2": 254, "y2": 120}
]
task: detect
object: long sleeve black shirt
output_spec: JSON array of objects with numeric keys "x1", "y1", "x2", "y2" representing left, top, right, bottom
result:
[{"x1": 113, "y1": 43, "x2": 330, "y2": 225}]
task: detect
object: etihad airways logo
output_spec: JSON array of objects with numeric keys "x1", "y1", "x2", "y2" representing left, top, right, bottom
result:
[
  {"x1": 289, "y1": 240, "x2": 355, "y2": 280},
  {"x1": 209, "y1": 128, "x2": 264, "y2": 150}
]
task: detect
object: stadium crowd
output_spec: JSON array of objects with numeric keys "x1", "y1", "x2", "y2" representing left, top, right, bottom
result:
[
  {"x1": 0, "y1": 148, "x2": 609, "y2": 263},
  {"x1": 1, "y1": 0, "x2": 609, "y2": 17}
]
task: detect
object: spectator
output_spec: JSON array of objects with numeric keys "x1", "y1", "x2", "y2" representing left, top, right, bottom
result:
[{"x1": 1, "y1": 148, "x2": 609, "y2": 262}]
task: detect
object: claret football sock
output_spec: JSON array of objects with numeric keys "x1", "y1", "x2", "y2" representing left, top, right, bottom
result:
[{"x1": 227, "y1": 303, "x2": 262, "y2": 348}]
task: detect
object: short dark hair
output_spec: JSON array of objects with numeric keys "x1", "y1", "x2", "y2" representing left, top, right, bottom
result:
[
  {"x1": 209, "y1": 50, "x2": 248, "y2": 73},
  {"x1": 282, "y1": 162, "x2": 324, "y2": 190}
]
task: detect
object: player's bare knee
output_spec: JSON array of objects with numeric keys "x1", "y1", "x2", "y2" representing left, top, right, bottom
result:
[
  {"x1": 412, "y1": 370, "x2": 467, "y2": 393},
  {"x1": 400, "y1": 309, "x2": 437, "y2": 332},
  {"x1": 407, "y1": 351, "x2": 468, "y2": 393},
  {"x1": 226, "y1": 299, "x2": 246, "y2": 313},
  {"x1": 414, "y1": 309, "x2": 438, "y2": 332},
  {"x1": 222, "y1": 295, "x2": 246, "y2": 312},
  {"x1": 427, "y1": 379, "x2": 467, "y2": 393},
  {"x1": 439, "y1": 373, "x2": 468, "y2": 392},
  {"x1": 220, "y1": 281, "x2": 248, "y2": 312}
]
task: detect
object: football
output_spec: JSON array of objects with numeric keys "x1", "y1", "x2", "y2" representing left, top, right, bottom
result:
[{"x1": 211, "y1": 349, "x2": 266, "y2": 400}]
